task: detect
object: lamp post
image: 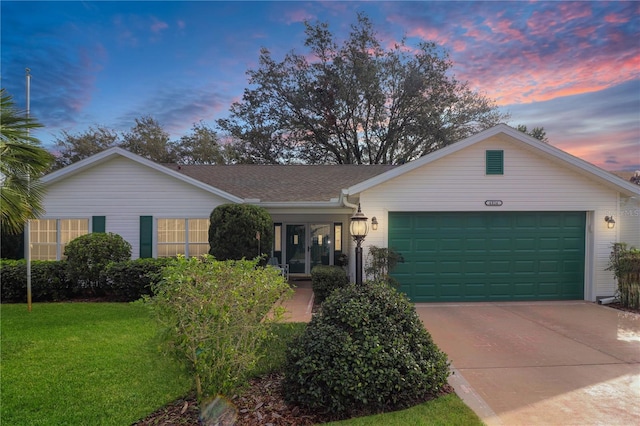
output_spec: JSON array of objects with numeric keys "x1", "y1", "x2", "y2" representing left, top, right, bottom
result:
[{"x1": 350, "y1": 203, "x2": 369, "y2": 285}]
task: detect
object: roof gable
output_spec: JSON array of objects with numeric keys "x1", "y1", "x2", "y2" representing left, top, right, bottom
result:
[
  {"x1": 345, "y1": 124, "x2": 640, "y2": 197},
  {"x1": 42, "y1": 147, "x2": 244, "y2": 203}
]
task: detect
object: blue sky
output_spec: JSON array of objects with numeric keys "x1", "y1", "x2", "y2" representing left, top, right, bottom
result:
[{"x1": 2, "y1": 1, "x2": 638, "y2": 170}]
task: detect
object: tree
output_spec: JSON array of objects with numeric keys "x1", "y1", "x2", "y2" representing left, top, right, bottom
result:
[
  {"x1": 175, "y1": 121, "x2": 227, "y2": 165},
  {"x1": 52, "y1": 125, "x2": 119, "y2": 170},
  {"x1": 218, "y1": 13, "x2": 508, "y2": 165},
  {"x1": 516, "y1": 124, "x2": 549, "y2": 143},
  {"x1": 208, "y1": 204, "x2": 273, "y2": 263},
  {"x1": 0, "y1": 88, "x2": 53, "y2": 234},
  {"x1": 120, "y1": 116, "x2": 178, "y2": 163}
]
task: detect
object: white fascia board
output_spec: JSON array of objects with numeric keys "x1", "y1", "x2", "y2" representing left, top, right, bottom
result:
[
  {"x1": 42, "y1": 147, "x2": 244, "y2": 203},
  {"x1": 253, "y1": 200, "x2": 345, "y2": 209}
]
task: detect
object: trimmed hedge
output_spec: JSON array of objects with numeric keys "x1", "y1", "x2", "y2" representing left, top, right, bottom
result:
[
  {"x1": 284, "y1": 280, "x2": 450, "y2": 417},
  {"x1": 0, "y1": 259, "x2": 73, "y2": 302},
  {"x1": 311, "y1": 265, "x2": 349, "y2": 304},
  {"x1": 1, "y1": 257, "x2": 172, "y2": 303},
  {"x1": 100, "y1": 258, "x2": 174, "y2": 301}
]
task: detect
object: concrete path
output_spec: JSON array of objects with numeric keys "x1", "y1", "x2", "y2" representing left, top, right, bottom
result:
[
  {"x1": 415, "y1": 301, "x2": 640, "y2": 426},
  {"x1": 281, "y1": 280, "x2": 314, "y2": 322}
]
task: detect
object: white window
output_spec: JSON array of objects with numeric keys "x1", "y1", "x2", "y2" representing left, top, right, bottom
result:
[
  {"x1": 30, "y1": 219, "x2": 89, "y2": 260},
  {"x1": 157, "y1": 218, "x2": 209, "y2": 258}
]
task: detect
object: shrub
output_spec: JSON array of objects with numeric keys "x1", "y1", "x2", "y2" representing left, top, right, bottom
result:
[
  {"x1": 606, "y1": 243, "x2": 640, "y2": 309},
  {"x1": 1, "y1": 259, "x2": 73, "y2": 302},
  {"x1": 100, "y1": 258, "x2": 173, "y2": 301},
  {"x1": 365, "y1": 245, "x2": 404, "y2": 286},
  {"x1": 311, "y1": 265, "x2": 349, "y2": 304},
  {"x1": 284, "y1": 280, "x2": 450, "y2": 417},
  {"x1": 146, "y1": 256, "x2": 293, "y2": 401},
  {"x1": 64, "y1": 232, "x2": 131, "y2": 293},
  {"x1": 209, "y1": 204, "x2": 273, "y2": 264}
]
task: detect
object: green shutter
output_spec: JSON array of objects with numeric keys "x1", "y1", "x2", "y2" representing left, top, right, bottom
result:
[
  {"x1": 140, "y1": 216, "x2": 153, "y2": 258},
  {"x1": 486, "y1": 150, "x2": 504, "y2": 175},
  {"x1": 92, "y1": 216, "x2": 106, "y2": 233}
]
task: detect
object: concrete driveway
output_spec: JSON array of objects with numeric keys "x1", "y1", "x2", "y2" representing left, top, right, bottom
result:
[{"x1": 415, "y1": 301, "x2": 640, "y2": 425}]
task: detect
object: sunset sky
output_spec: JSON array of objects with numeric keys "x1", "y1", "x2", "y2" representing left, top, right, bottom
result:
[{"x1": 2, "y1": 1, "x2": 638, "y2": 170}]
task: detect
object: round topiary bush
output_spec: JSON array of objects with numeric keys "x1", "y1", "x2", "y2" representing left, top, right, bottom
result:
[
  {"x1": 283, "y1": 281, "x2": 450, "y2": 417},
  {"x1": 64, "y1": 232, "x2": 132, "y2": 292}
]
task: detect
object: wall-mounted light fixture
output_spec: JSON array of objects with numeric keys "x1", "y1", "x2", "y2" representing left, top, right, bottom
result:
[
  {"x1": 604, "y1": 216, "x2": 616, "y2": 229},
  {"x1": 371, "y1": 216, "x2": 378, "y2": 231}
]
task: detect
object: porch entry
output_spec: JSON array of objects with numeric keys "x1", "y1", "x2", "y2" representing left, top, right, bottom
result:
[{"x1": 284, "y1": 224, "x2": 333, "y2": 275}]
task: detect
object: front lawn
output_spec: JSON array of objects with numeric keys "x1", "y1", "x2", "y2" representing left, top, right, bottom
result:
[
  {"x1": 1, "y1": 303, "x2": 483, "y2": 425},
  {"x1": 0, "y1": 303, "x2": 191, "y2": 425}
]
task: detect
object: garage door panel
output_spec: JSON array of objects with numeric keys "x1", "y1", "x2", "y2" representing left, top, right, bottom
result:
[{"x1": 389, "y1": 212, "x2": 585, "y2": 302}]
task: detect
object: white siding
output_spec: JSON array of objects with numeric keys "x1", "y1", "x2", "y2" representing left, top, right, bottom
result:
[
  {"x1": 41, "y1": 156, "x2": 229, "y2": 258},
  {"x1": 619, "y1": 196, "x2": 640, "y2": 248},
  {"x1": 358, "y1": 136, "x2": 623, "y2": 301}
]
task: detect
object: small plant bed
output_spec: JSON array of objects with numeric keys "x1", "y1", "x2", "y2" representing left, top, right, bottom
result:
[
  {"x1": 136, "y1": 375, "x2": 457, "y2": 425},
  {"x1": 602, "y1": 302, "x2": 640, "y2": 315}
]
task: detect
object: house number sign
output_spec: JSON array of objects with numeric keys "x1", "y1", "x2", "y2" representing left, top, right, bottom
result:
[{"x1": 485, "y1": 200, "x2": 503, "y2": 206}]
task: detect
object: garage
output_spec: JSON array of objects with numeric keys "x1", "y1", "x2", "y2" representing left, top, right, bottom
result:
[{"x1": 389, "y1": 211, "x2": 586, "y2": 302}]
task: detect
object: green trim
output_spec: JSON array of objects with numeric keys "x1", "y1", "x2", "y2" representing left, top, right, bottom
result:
[
  {"x1": 486, "y1": 150, "x2": 504, "y2": 175},
  {"x1": 139, "y1": 216, "x2": 153, "y2": 258},
  {"x1": 92, "y1": 216, "x2": 106, "y2": 233}
]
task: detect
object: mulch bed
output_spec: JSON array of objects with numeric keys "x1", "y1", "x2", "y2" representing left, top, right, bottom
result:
[{"x1": 134, "y1": 373, "x2": 454, "y2": 425}]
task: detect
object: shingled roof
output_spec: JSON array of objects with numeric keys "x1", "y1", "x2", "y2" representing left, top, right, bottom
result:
[{"x1": 164, "y1": 164, "x2": 397, "y2": 202}]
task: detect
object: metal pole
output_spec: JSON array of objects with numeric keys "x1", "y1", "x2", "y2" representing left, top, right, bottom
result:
[
  {"x1": 355, "y1": 245, "x2": 362, "y2": 285},
  {"x1": 26, "y1": 68, "x2": 32, "y2": 312}
]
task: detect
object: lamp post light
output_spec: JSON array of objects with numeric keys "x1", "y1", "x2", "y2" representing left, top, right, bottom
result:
[{"x1": 350, "y1": 203, "x2": 369, "y2": 285}]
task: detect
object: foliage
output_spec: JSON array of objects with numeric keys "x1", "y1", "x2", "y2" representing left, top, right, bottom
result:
[
  {"x1": 218, "y1": 13, "x2": 507, "y2": 165},
  {"x1": 51, "y1": 119, "x2": 239, "y2": 169},
  {"x1": 364, "y1": 245, "x2": 404, "y2": 286},
  {"x1": 146, "y1": 256, "x2": 293, "y2": 400},
  {"x1": 284, "y1": 280, "x2": 450, "y2": 417},
  {"x1": 175, "y1": 121, "x2": 229, "y2": 165},
  {"x1": 100, "y1": 257, "x2": 173, "y2": 301},
  {"x1": 0, "y1": 88, "x2": 54, "y2": 234},
  {"x1": 209, "y1": 203, "x2": 274, "y2": 263},
  {"x1": 0, "y1": 259, "x2": 73, "y2": 302},
  {"x1": 0, "y1": 303, "x2": 191, "y2": 425},
  {"x1": 64, "y1": 232, "x2": 132, "y2": 292},
  {"x1": 516, "y1": 124, "x2": 549, "y2": 143},
  {"x1": 606, "y1": 243, "x2": 640, "y2": 309},
  {"x1": 52, "y1": 125, "x2": 119, "y2": 170},
  {"x1": 311, "y1": 264, "x2": 349, "y2": 304},
  {"x1": 120, "y1": 116, "x2": 178, "y2": 163},
  {"x1": 335, "y1": 252, "x2": 349, "y2": 267},
  {"x1": 0, "y1": 225, "x2": 24, "y2": 259}
]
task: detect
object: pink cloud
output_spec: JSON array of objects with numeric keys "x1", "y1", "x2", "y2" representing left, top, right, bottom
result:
[
  {"x1": 604, "y1": 13, "x2": 630, "y2": 24},
  {"x1": 151, "y1": 18, "x2": 168, "y2": 33},
  {"x1": 284, "y1": 9, "x2": 315, "y2": 25}
]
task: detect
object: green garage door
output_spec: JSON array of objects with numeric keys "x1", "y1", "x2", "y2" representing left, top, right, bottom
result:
[{"x1": 389, "y1": 212, "x2": 585, "y2": 302}]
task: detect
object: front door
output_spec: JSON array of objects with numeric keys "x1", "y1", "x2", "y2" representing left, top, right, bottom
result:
[
  {"x1": 286, "y1": 225, "x2": 306, "y2": 274},
  {"x1": 285, "y1": 223, "x2": 332, "y2": 275}
]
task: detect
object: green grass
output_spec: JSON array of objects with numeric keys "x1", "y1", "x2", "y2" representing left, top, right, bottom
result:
[
  {"x1": 327, "y1": 393, "x2": 484, "y2": 425},
  {"x1": 0, "y1": 303, "x2": 191, "y2": 426},
  {"x1": 1, "y1": 304, "x2": 483, "y2": 425}
]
